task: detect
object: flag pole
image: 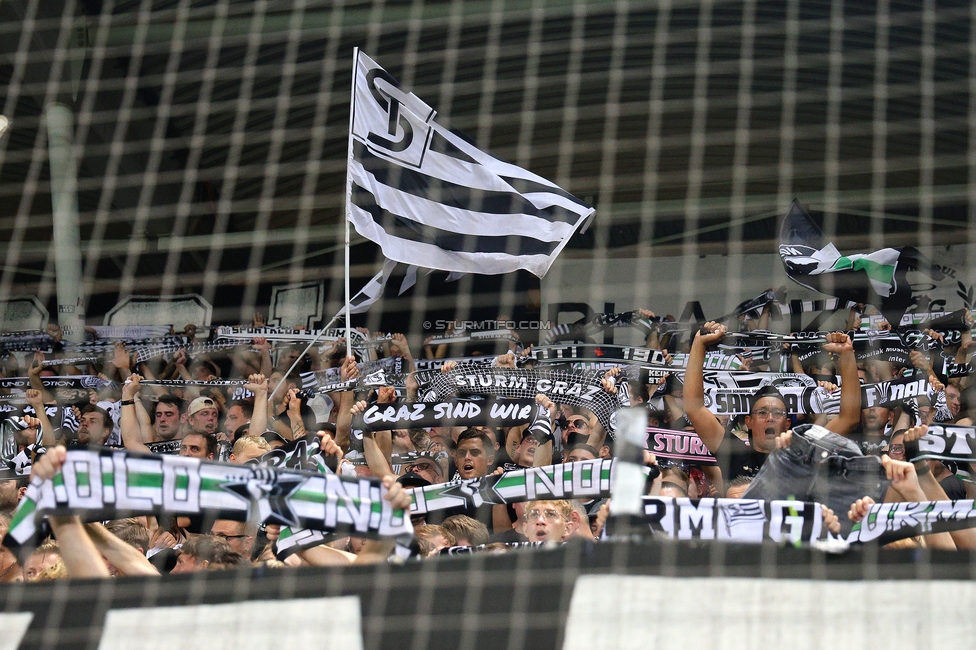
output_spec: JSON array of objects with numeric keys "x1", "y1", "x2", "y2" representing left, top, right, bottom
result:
[
  {"x1": 344, "y1": 48, "x2": 358, "y2": 363},
  {"x1": 268, "y1": 49, "x2": 359, "y2": 406}
]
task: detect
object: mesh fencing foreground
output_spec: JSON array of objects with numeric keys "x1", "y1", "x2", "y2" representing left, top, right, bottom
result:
[
  {"x1": 4, "y1": 1, "x2": 976, "y2": 649},
  {"x1": 5, "y1": 539, "x2": 976, "y2": 650},
  {"x1": 2, "y1": 0, "x2": 975, "y2": 328}
]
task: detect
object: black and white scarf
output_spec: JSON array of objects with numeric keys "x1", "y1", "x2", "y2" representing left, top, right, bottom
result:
[{"x1": 418, "y1": 368, "x2": 628, "y2": 435}]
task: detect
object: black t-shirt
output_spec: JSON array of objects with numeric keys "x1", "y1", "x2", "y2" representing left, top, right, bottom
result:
[
  {"x1": 845, "y1": 425, "x2": 889, "y2": 456},
  {"x1": 715, "y1": 433, "x2": 768, "y2": 482},
  {"x1": 426, "y1": 502, "x2": 497, "y2": 533},
  {"x1": 940, "y1": 473, "x2": 967, "y2": 500},
  {"x1": 487, "y1": 528, "x2": 528, "y2": 544}
]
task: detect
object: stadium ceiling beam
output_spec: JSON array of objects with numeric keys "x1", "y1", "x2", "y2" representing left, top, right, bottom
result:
[
  {"x1": 98, "y1": 0, "x2": 622, "y2": 47},
  {"x1": 1, "y1": 228, "x2": 369, "y2": 260}
]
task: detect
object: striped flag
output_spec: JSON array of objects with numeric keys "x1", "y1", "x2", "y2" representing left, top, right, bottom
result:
[{"x1": 346, "y1": 50, "x2": 594, "y2": 278}]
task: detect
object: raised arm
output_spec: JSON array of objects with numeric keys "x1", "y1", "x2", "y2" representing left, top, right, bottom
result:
[
  {"x1": 333, "y1": 356, "x2": 359, "y2": 452},
  {"x1": 120, "y1": 374, "x2": 151, "y2": 454},
  {"x1": 24, "y1": 389, "x2": 56, "y2": 449},
  {"x1": 27, "y1": 353, "x2": 54, "y2": 404},
  {"x1": 34, "y1": 448, "x2": 111, "y2": 578},
  {"x1": 528, "y1": 394, "x2": 556, "y2": 467},
  {"x1": 879, "y1": 454, "x2": 955, "y2": 550},
  {"x1": 354, "y1": 399, "x2": 394, "y2": 479},
  {"x1": 903, "y1": 424, "x2": 976, "y2": 549},
  {"x1": 84, "y1": 523, "x2": 159, "y2": 576},
  {"x1": 823, "y1": 332, "x2": 860, "y2": 435},
  {"x1": 683, "y1": 321, "x2": 728, "y2": 453},
  {"x1": 284, "y1": 388, "x2": 307, "y2": 441},
  {"x1": 391, "y1": 333, "x2": 414, "y2": 373},
  {"x1": 246, "y1": 374, "x2": 269, "y2": 437},
  {"x1": 352, "y1": 477, "x2": 413, "y2": 564}
]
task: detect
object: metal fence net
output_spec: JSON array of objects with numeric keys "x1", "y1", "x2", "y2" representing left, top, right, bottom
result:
[{"x1": 2, "y1": 1, "x2": 976, "y2": 649}]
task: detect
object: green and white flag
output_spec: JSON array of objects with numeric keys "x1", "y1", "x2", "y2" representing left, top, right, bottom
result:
[
  {"x1": 845, "y1": 498, "x2": 976, "y2": 545},
  {"x1": 4, "y1": 448, "x2": 412, "y2": 553},
  {"x1": 778, "y1": 199, "x2": 943, "y2": 324}
]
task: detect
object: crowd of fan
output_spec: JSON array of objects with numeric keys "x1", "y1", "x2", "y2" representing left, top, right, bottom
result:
[{"x1": 1, "y1": 301, "x2": 974, "y2": 584}]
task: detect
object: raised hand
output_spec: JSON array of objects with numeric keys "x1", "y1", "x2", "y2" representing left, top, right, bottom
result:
[
  {"x1": 113, "y1": 341, "x2": 131, "y2": 371},
  {"x1": 882, "y1": 454, "x2": 926, "y2": 501},
  {"x1": 31, "y1": 445, "x2": 67, "y2": 481},
  {"x1": 775, "y1": 430, "x2": 793, "y2": 450},
  {"x1": 381, "y1": 475, "x2": 413, "y2": 511},
  {"x1": 340, "y1": 356, "x2": 359, "y2": 381},
  {"x1": 847, "y1": 496, "x2": 876, "y2": 524},
  {"x1": 122, "y1": 374, "x2": 143, "y2": 400},
  {"x1": 822, "y1": 331, "x2": 853, "y2": 355},
  {"x1": 24, "y1": 388, "x2": 44, "y2": 409},
  {"x1": 816, "y1": 380, "x2": 839, "y2": 393},
  {"x1": 601, "y1": 367, "x2": 621, "y2": 395},
  {"x1": 350, "y1": 400, "x2": 368, "y2": 417},
  {"x1": 495, "y1": 352, "x2": 516, "y2": 369},
  {"x1": 391, "y1": 333, "x2": 412, "y2": 359},
  {"x1": 173, "y1": 348, "x2": 188, "y2": 367},
  {"x1": 28, "y1": 352, "x2": 44, "y2": 377},
  {"x1": 924, "y1": 329, "x2": 945, "y2": 346},
  {"x1": 695, "y1": 321, "x2": 727, "y2": 347},
  {"x1": 316, "y1": 431, "x2": 344, "y2": 465},
  {"x1": 535, "y1": 393, "x2": 557, "y2": 420},
  {"x1": 245, "y1": 373, "x2": 268, "y2": 394},
  {"x1": 821, "y1": 505, "x2": 841, "y2": 534},
  {"x1": 902, "y1": 424, "x2": 928, "y2": 443},
  {"x1": 376, "y1": 386, "x2": 397, "y2": 404}
]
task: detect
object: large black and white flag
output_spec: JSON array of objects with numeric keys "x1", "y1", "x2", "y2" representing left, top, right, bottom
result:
[{"x1": 346, "y1": 50, "x2": 594, "y2": 277}]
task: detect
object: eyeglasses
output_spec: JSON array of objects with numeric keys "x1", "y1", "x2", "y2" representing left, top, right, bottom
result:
[
  {"x1": 212, "y1": 533, "x2": 249, "y2": 541},
  {"x1": 752, "y1": 408, "x2": 787, "y2": 419},
  {"x1": 565, "y1": 418, "x2": 589, "y2": 429},
  {"x1": 525, "y1": 508, "x2": 565, "y2": 522},
  {"x1": 406, "y1": 462, "x2": 440, "y2": 475},
  {"x1": 889, "y1": 444, "x2": 905, "y2": 454}
]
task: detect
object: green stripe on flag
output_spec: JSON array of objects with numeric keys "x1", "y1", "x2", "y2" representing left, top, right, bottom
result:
[
  {"x1": 832, "y1": 256, "x2": 895, "y2": 286},
  {"x1": 128, "y1": 473, "x2": 163, "y2": 489},
  {"x1": 9, "y1": 499, "x2": 37, "y2": 532},
  {"x1": 200, "y1": 478, "x2": 225, "y2": 492}
]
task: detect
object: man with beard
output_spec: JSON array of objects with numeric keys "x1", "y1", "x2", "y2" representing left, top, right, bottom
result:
[
  {"x1": 72, "y1": 405, "x2": 113, "y2": 448},
  {"x1": 685, "y1": 322, "x2": 861, "y2": 490},
  {"x1": 0, "y1": 469, "x2": 26, "y2": 513}
]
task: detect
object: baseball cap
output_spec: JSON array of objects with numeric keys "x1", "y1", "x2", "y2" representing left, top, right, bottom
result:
[
  {"x1": 261, "y1": 430, "x2": 288, "y2": 446},
  {"x1": 397, "y1": 472, "x2": 432, "y2": 489},
  {"x1": 187, "y1": 396, "x2": 218, "y2": 416},
  {"x1": 748, "y1": 385, "x2": 787, "y2": 412}
]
